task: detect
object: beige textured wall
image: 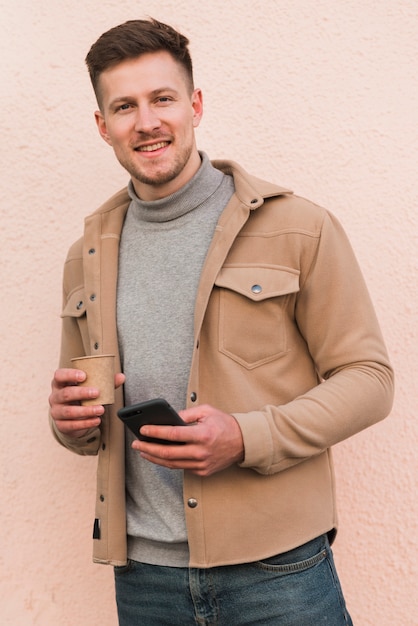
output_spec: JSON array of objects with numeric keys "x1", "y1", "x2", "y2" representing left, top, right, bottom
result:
[{"x1": 1, "y1": 1, "x2": 417, "y2": 624}]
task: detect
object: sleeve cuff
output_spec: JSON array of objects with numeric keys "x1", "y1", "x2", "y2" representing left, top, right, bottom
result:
[{"x1": 232, "y1": 410, "x2": 274, "y2": 473}]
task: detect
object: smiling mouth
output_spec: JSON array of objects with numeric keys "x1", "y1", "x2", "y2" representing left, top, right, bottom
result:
[{"x1": 135, "y1": 141, "x2": 170, "y2": 152}]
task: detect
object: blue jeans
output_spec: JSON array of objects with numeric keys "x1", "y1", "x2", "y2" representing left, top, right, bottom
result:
[{"x1": 114, "y1": 534, "x2": 353, "y2": 625}]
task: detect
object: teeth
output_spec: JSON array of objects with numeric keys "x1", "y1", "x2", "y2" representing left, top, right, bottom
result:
[{"x1": 137, "y1": 142, "x2": 169, "y2": 152}]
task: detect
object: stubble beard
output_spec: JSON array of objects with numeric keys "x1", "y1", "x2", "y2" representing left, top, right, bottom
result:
[{"x1": 119, "y1": 142, "x2": 194, "y2": 189}]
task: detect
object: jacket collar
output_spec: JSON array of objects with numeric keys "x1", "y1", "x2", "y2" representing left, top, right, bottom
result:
[
  {"x1": 212, "y1": 159, "x2": 292, "y2": 209},
  {"x1": 87, "y1": 158, "x2": 292, "y2": 230}
]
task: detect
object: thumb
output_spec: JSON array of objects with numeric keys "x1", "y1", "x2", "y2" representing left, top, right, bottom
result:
[
  {"x1": 179, "y1": 404, "x2": 210, "y2": 424},
  {"x1": 115, "y1": 373, "x2": 126, "y2": 388}
]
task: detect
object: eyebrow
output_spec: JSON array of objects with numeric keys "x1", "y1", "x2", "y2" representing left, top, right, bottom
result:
[{"x1": 150, "y1": 87, "x2": 179, "y2": 97}]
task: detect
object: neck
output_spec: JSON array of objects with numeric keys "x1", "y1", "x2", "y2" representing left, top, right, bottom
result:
[{"x1": 127, "y1": 152, "x2": 225, "y2": 223}]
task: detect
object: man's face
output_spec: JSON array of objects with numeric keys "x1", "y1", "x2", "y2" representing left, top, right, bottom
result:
[{"x1": 95, "y1": 51, "x2": 203, "y2": 201}]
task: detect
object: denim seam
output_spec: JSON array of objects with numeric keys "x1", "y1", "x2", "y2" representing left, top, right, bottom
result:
[
  {"x1": 254, "y1": 548, "x2": 327, "y2": 573},
  {"x1": 324, "y1": 554, "x2": 352, "y2": 625}
]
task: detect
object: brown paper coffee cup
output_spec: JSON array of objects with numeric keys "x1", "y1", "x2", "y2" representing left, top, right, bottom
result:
[{"x1": 70, "y1": 354, "x2": 115, "y2": 405}]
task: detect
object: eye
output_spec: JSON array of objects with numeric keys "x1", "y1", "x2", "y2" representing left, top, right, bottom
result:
[
  {"x1": 156, "y1": 96, "x2": 173, "y2": 104},
  {"x1": 113, "y1": 102, "x2": 134, "y2": 113}
]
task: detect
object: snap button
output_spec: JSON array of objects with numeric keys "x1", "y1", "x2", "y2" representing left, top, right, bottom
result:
[
  {"x1": 251, "y1": 284, "x2": 262, "y2": 294},
  {"x1": 94, "y1": 342, "x2": 99, "y2": 350},
  {"x1": 100, "y1": 495, "x2": 105, "y2": 502},
  {"x1": 76, "y1": 300, "x2": 83, "y2": 310},
  {"x1": 190, "y1": 392, "x2": 197, "y2": 402},
  {"x1": 90, "y1": 294, "x2": 96, "y2": 301},
  {"x1": 88, "y1": 248, "x2": 96, "y2": 255},
  {"x1": 187, "y1": 498, "x2": 198, "y2": 508}
]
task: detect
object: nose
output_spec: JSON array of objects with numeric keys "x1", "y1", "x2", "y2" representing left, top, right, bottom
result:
[{"x1": 134, "y1": 105, "x2": 161, "y2": 134}]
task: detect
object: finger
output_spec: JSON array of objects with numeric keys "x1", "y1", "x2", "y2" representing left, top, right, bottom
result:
[
  {"x1": 137, "y1": 444, "x2": 199, "y2": 465},
  {"x1": 114, "y1": 372, "x2": 126, "y2": 389},
  {"x1": 52, "y1": 368, "x2": 87, "y2": 388},
  {"x1": 138, "y1": 451, "x2": 197, "y2": 468},
  {"x1": 54, "y1": 415, "x2": 102, "y2": 435},
  {"x1": 133, "y1": 438, "x2": 196, "y2": 458},
  {"x1": 178, "y1": 404, "x2": 213, "y2": 423},
  {"x1": 53, "y1": 399, "x2": 104, "y2": 418},
  {"x1": 137, "y1": 448, "x2": 212, "y2": 476},
  {"x1": 50, "y1": 383, "x2": 101, "y2": 408},
  {"x1": 50, "y1": 399, "x2": 104, "y2": 422},
  {"x1": 137, "y1": 423, "x2": 198, "y2": 445}
]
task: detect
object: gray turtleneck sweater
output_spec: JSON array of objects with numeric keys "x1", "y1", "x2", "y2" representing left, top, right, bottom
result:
[{"x1": 117, "y1": 153, "x2": 235, "y2": 566}]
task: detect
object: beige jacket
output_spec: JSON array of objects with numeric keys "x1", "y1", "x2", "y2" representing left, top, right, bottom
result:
[{"x1": 51, "y1": 160, "x2": 394, "y2": 567}]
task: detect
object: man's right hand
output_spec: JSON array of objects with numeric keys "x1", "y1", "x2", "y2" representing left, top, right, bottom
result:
[{"x1": 49, "y1": 368, "x2": 113, "y2": 438}]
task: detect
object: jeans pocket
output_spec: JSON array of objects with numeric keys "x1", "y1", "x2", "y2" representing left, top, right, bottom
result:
[
  {"x1": 114, "y1": 559, "x2": 135, "y2": 577},
  {"x1": 254, "y1": 535, "x2": 328, "y2": 574}
]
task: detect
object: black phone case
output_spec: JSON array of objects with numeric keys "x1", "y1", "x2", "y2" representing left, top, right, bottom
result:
[{"x1": 117, "y1": 398, "x2": 186, "y2": 445}]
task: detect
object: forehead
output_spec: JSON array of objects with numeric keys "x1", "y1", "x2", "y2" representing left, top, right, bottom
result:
[{"x1": 98, "y1": 51, "x2": 190, "y2": 105}]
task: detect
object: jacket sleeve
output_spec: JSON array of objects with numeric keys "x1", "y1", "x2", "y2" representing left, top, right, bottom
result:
[
  {"x1": 49, "y1": 414, "x2": 101, "y2": 456},
  {"x1": 233, "y1": 210, "x2": 394, "y2": 474},
  {"x1": 49, "y1": 241, "x2": 101, "y2": 456}
]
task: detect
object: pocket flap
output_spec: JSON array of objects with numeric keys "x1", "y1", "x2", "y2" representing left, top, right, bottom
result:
[
  {"x1": 215, "y1": 265, "x2": 300, "y2": 301},
  {"x1": 61, "y1": 287, "x2": 86, "y2": 318}
]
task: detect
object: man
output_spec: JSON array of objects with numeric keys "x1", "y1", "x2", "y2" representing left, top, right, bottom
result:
[{"x1": 49, "y1": 18, "x2": 394, "y2": 625}]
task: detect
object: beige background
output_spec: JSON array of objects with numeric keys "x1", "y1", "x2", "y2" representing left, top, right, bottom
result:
[{"x1": 1, "y1": 1, "x2": 417, "y2": 624}]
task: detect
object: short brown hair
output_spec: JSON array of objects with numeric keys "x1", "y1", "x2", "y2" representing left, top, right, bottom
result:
[{"x1": 85, "y1": 18, "x2": 194, "y2": 107}]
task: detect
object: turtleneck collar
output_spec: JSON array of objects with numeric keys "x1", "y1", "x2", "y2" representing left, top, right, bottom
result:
[{"x1": 126, "y1": 152, "x2": 225, "y2": 223}]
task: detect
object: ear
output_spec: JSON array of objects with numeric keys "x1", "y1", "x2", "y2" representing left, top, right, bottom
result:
[
  {"x1": 191, "y1": 89, "x2": 203, "y2": 128},
  {"x1": 95, "y1": 110, "x2": 113, "y2": 146}
]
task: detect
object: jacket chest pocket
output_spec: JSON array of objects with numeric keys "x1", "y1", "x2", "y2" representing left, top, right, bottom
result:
[{"x1": 214, "y1": 265, "x2": 300, "y2": 369}]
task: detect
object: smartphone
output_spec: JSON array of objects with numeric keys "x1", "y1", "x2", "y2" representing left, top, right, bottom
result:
[{"x1": 117, "y1": 398, "x2": 186, "y2": 445}]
